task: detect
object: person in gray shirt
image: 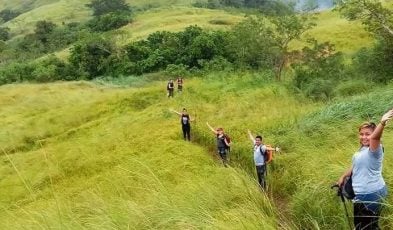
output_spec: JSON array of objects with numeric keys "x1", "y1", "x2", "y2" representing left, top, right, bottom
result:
[
  {"x1": 248, "y1": 130, "x2": 279, "y2": 190},
  {"x1": 337, "y1": 109, "x2": 393, "y2": 229}
]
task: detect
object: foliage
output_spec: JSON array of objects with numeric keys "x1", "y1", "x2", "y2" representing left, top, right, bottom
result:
[
  {"x1": 86, "y1": 0, "x2": 131, "y2": 16},
  {"x1": 352, "y1": 41, "x2": 393, "y2": 83},
  {"x1": 34, "y1": 20, "x2": 57, "y2": 44},
  {"x1": 292, "y1": 40, "x2": 346, "y2": 100},
  {"x1": 0, "y1": 27, "x2": 10, "y2": 41},
  {"x1": 0, "y1": 9, "x2": 20, "y2": 22},
  {"x1": 87, "y1": 11, "x2": 132, "y2": 32},
  {"x1": 69, "y1": 36, "x2": 114, "y2": 79}
]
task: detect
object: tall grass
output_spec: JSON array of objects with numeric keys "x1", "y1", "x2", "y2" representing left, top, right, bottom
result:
[{"x1": 2, "y1": 75, "x2": 392, "y2": 229}]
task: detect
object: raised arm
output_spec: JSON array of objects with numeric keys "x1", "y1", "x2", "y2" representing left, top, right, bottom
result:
[
  {"x1": 206, "y1": 122, "x2": 217, "y2": 135},
  {"x1": 169, "y1": 109, "x2": 181, "y2": 116},
  {"x1": 247, "y1": 130, "x2": 255, "y2": 143},
  {"x1": 370, "y1": 109, "x2": 393, "y2": 152}
]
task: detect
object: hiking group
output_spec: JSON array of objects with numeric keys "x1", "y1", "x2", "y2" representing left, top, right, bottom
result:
[
  {"x1": 167, "y1": 77, "x2": 183, "y2": 98},
  {"x1": 167, "y1": 79, "x2": 393, "y2": 229}
]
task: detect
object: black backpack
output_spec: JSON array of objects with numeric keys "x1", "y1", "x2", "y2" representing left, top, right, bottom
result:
[{"x1": 342, "y1": 176, "x2": 355, "y2": 200}]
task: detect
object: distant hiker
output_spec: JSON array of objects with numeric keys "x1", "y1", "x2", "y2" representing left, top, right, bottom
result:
[
  {"x1": 177, "y1": 77, "x2": 183, "y2": 93},
  {"x1": 170, "y1": 108, "x2": 193, "y2": 141},
  {"x1": 248, "y1": 130, "x2": 279, "y2": 189},
  {"x1": 337, "y1": 109, "x2": 393, "y2": 230},
  {"x1": 206, "y1": 122, "x2": 231, "y2": 167},
  {"x1": 167, "y1": 79, "x2": 174, "y2": 98}
]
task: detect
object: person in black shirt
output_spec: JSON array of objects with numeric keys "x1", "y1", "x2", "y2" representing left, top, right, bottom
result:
[
  {"x1": 167, "y1": 79, "x2": 174, "y2": 98},
  {"x1": 206, "y1": 122, "x2": 231, "y2": 167},
  {"x1": 170, "y1": 108, "x2": 193, "y2": 141}
]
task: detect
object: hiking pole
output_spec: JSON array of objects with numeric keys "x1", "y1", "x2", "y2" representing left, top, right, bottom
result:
[{"x1": 331, "y1": 184, "x2": 353, "y2": 230}]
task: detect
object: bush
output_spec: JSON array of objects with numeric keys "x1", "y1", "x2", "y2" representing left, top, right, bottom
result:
[
  {"x1": 0, "y1": 27, "x2": 10, "y2": 41},
  {"x1": 352, "y1": 41, "x2": 393, "y2": 83},
  {"x1": 69, "y1": 36, "x2": 114, "y2": 79},
  {"x1": 87, "y1": 11, "x2": 132, "y2": 32}
]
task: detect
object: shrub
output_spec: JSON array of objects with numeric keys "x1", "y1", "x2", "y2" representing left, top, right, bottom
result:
[{"x1": 87, "y1": 11, "x2": 132, "y2": 32}]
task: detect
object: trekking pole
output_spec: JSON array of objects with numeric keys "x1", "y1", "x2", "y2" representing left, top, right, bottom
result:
[{"x1": 331, "y1": 184, "x2": 353, "y2": 230}]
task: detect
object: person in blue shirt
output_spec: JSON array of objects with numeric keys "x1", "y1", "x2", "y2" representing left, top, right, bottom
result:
[{"x1": 337, "y1": 109, "x2": 393, "y2": 229}]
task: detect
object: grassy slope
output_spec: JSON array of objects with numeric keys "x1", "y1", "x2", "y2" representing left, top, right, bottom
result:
[
  {"x1": 1, "y1": 73, "x2": 393, "y2": 229},
  {"x1": 1, "y1": 75, "x2": 311, "y2": 229}
]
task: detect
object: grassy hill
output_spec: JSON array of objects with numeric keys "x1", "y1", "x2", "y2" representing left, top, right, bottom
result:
[
  {"x1": 2, "y1": 73, "x2": 393, "y2": 229},
  {"x1": 1, "y1": 0, "x2": 372, "y2": 55}
]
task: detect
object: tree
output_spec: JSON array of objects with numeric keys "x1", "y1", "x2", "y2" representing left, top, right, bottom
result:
[
  {"x1": 0, "y1": 9, "x2": 20, "y2": 22},
  {"x1": 86, "y1": 0, "x2": 131, "y2": 16},
  {"x1": 34, "y1": 20, "x2": 57, "y2": 44},
  {"x1": 270, "y1": 14, "x2": 315, "y2": 80},
  {"x1": 69, "y1": 36, "x2": 113, "y2": 79},
  {"x1": 337, "y1": 0, "x2": 393, "y2": 38},
  {"x1": 0, "y1": 27, "x2": 10, "y2": 41}
]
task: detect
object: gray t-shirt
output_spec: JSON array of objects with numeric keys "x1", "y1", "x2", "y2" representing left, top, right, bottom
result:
[
  {"x1": 352, "y1": 144, "x2": 385, "y2": 194},
  {"x1": 253, "y1": 143, "x2": 267, "y2": 166}
]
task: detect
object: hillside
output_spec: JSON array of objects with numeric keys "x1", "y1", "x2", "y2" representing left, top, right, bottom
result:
[
  {"x1": 1, "y1": 75, "x2": 393, "y2": 229},
  {"x1": 1, "y1": 0, "x2": 372, "y2": 54}
]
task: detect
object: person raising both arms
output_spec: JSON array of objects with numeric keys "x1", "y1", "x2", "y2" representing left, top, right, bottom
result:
[
  {"x1": 206, "y1": 122, "x2": 231, "y2": 167},
  {"x1": 337, "y1": 109, "x2": 393, "y2": 230},
  {"x1": 170, "y1": 108, "x2": 193, "y2": 141},
  {"x1": 248, "y1": 130, "x2": 279, "y2": 190}
]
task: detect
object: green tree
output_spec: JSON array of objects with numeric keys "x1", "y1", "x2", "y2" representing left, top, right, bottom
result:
[
  {"x1": 337, "y1": 0, "x2": 393, "y2": 39},
  {"x1": 0, "y1": 27, "x2": 10, "y2": 41},
  {"x1": 0, "y1": 9, "x2": 20, "y2": 22},
  {"x1": 69, "y1": 36, "x2": 114, "y2": 79},
  {"x1": 86, "y1": 0, "x2": 131, "y2": 16},
  {"x1": 271, "y1": 14, "x2": 315, "y2": 80},
  {"x1": 34, "y1": 20, "x2": 57, "y2": 44},
  {"x1": 87, "y1": 11, "x2": 132, "y2": 32}
]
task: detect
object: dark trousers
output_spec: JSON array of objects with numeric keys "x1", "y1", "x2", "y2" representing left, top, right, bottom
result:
[
  {"x1": 168, "y1": 89, "x2": 174, "y2": 97},
  {"x1": 256, "y1": 165, "x2": 266, "y2": 189},
  {"x1": 354, "y1": 202, "x2": 381, "y2": 230},
  {"x1": 182, "y1": 125, "x2": 191, "y2": 141},
  {"x1": 218, "y1": 147, "x2": 227, "y2": 166}
]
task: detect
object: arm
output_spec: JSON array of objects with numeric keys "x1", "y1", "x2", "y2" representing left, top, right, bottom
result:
[
  {"x1": 369, "y1": 109, "x2": 393, "y2": 152},
  {"x1": 206, "y1": 122, "x2": 218, "y2": 135},
  {"x1": 337, "y1": 166, "x2": 353, "y2": 187},
  {"x1": 224, "y1": 138, "x2": 230, "y2": 146},
  {"x1": 169, "y1": 109, "x2": 181, "y2": 116},
  {"x1": 247, "y1": 130, "x2": 255, "y2": 143}
]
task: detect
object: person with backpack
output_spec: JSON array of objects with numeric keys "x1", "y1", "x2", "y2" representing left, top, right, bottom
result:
[
  {"x1": 206, "y1": 122, "x2": 231, "y2": 167},
  {"x1": 170, "y1": 108, "x2": 193, "y2": 141},
  {"x1": 177, "y1": 77, "x2": 183, "y2": 93},
  {"x1": 167, "y1": 79, "x2": 174, "y2": 98},
  {"x1": 337, "y1": 109, "x2": 393, "y2": 230},
  {"x1": 248, "y1": 130, "x2": 279, "y2": 189}
]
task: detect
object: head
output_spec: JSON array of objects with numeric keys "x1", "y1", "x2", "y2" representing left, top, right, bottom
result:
[
  {"x1": 255, "y1": 135, "x2": 263, "y2": 146},
  {"x1": 216, "y1": 127, "x2": 224, "y2": 135},
  {"x1": 182, "y1": 108, "x2": 187, "y2": 114},
  {"x1": 169, "y1": 79, "x2": 173, "y2": 83},
  {"x1": 358, "y1": 122, "x2": 376, "y2": 146}
]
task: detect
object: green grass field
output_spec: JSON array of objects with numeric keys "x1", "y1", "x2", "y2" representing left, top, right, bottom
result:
[{"x1": 2, "y1": 73, "x2": 392, "y2": 229}]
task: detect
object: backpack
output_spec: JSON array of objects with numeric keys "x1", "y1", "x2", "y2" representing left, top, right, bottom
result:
[
  {"x1": 260, "y1": 144, "x2": 273, "y2": 164},
  {"x1": 224, "y1": 134, "x2": 231, "y2": 151},
  {"x1": 341, "y1": 175, "x2": 355, "y2": 200}
]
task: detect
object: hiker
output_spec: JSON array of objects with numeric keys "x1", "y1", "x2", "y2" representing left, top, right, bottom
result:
[
  {"x1": 170, "y1": 108, "x2": 193, "y2": 141},
  {"x1": 177, "y1": 77, "x2": 183, "y2": 93},
  {"x1": 206, "y1": 122, "x2": 230, "y2": 166},
  {"x1": 337, "y1": 109, "x2": 393, "y2": 230},
  {"x1": 248, "y1": 130, "x2": 279, "y2": 189},
  {"x1": 167, "y1": 79, "x2": 174, "y2": 98}
]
